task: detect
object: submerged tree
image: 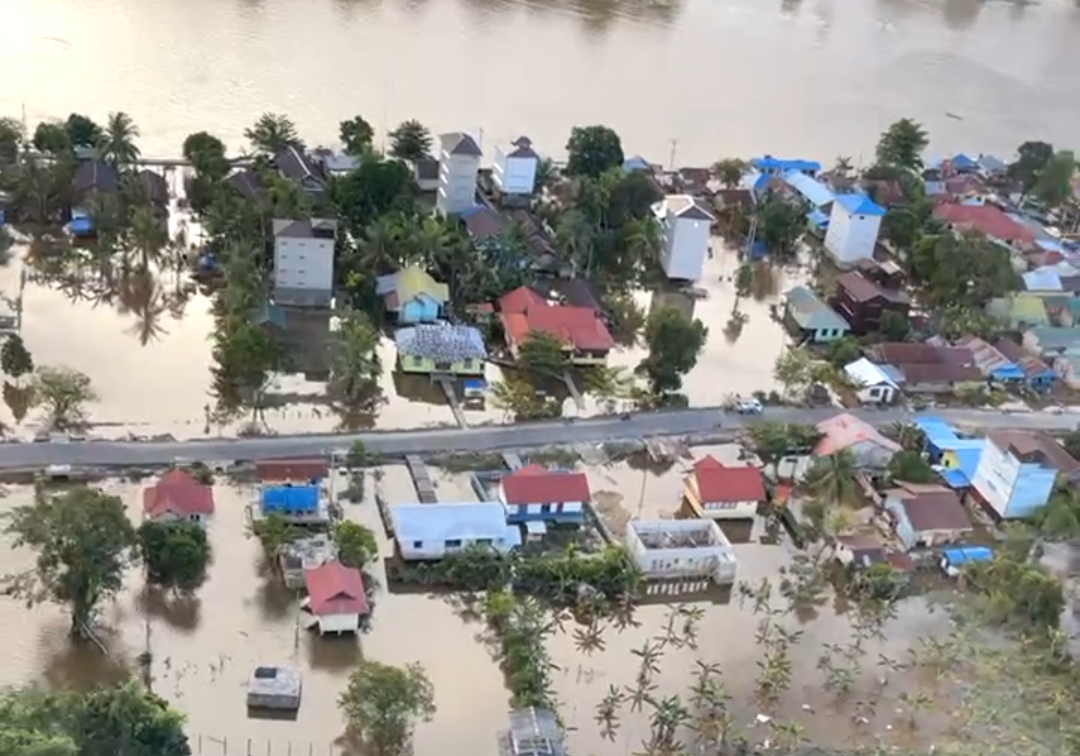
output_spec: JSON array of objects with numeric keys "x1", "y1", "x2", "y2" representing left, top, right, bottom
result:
[
  {"x1": 565, "y1": 125, "x2": 624, "y2": 178},
  {"x1": 244, "y1": 113, "x2": 302, "y2": 155},
  {"x1": 137, "y1": 520, "x2": 211, "y2": 593},
  {"x1": 801, "y1": 448, "x2": 859, "y2": 505},
  {"x1": 387, "y1": 120, "x2": 432, "y2": 161},
  {"x1": 517, "y1": 330, "x2": 569, "y2": 384},
  {"x1": 330, "y1": 310, "x2": 382, "y2": 413},
  {"x1": 754, "y1": 196, "x2": 805, "y2": 264},
  {"x1": 3, "y1": 486, "x2": 136, "y2": 636},
  {"x1": 1, "y1": 335, "x2": 34, "y2": 381},
  {"x1": 338, "y1": 659, "x2": 436, "y2": 756},
  {"x1": 332, "y1": 521, "x2": 379, "y2": 569},
  {"x1": 637, "y1": 307, "x2": 708, "y2": 396},
  {"x1": 28, "y1": 365, "x2": 98, "y2": 429}
]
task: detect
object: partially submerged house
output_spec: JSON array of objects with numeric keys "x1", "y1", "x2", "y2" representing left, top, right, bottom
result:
[
  {"x1": 498, "y1": 465, "x2": 590, "y2": 525},
  {"x1": 651, "y1": 195, "x2": 715, "y2": 282},
  {"x1": 280, "y1": 534, "x2": 337, "y2": 589},
  {"x1": 246, "y1": 666, "x2": 302, "y2": 711},
  {"x1": 830, "y1": 265, "x2": 910, "y2": 334},
  {"x1": 376, "y1": 267, "x2": 449, "y2": 324},
  {"x1": 863, "y1": 343, "x2": 982, "y2": 393},
  {"x1": 814, "y1": 413, "x2": 901, "y2": 470},
  {"x1": 843, "y1": 358, "x2": 901, "y2": 404},
  {"x1": 492, "y1": 136, "x2": 539, "y2": 202},
  {"x1": 824, "y1": 194, "x2": 885, "y2": 267},
  {"x1": 498, "y1": 708, "x2": 566, "y2": 756},
  {"x1": 301, "y1": 561, "x2": 368, "y2": 635},
  {"x1": 625, "y1": 519, "x2": 737, "y2": 584},
  {"x1": 142, "y1": 468, "x2": 215, "y2": 525},
  {"x1": 683, "y1": 456, "x2": 765, "y2": 520},
  {"x1": 391, "y1": 502, "x2": 521, "y2": 560},
  {"x1": 782, "y1": 286, "x2": 851, "y2": 344},
  {"x1": 499, "y1": 286, "x2": 614, "y2": 366},
  {"x1": 70, "y1": 159, "x2": 119, "y2": 236},
  {"x1": 394, "y1": 323, "x2": 487, "y2": 376},
  {"x1": 971, "y1": 430, "x2": 1080, "y2": 520},
  {"x1": 256, "y1": 458, "x2": 332, "y2": 525},
  {"x1": 437, "y1": 132, "x2": 483, "y2": 216},
  {"x1": 271, "y1": 218, "x2": 337, "y2": 308},
  {"x1": 884, "y1": 482, "x2": 973, "y2": 551}
]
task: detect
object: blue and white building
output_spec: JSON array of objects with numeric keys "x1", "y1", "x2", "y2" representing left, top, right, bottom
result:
[
  {"x1": 391, "y1": 502, "x2": 521, "y2": 560},
  {"x1": 824, "y1": 193, "x2": 886, "y2": 267}
]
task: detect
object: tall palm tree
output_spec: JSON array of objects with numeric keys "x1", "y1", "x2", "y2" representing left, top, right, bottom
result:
[
  {"x1": 330, "y1": 311, "x2": 382, "y2": 410},
  {"x1": 99, "y1": 112, "x2": 141, "y2": 167},
  {"x1": 886, "y1": 421, "x2": 927, "y2": 453},
  {"x1": 127, "y1": 206, "x2": 168, "y2": 271},
  {"x1": 801, "y1": 448, "x2": 859, "y2": 505},
  {"x1": 357, "y1": 216, "x2": 403, "y2": 273}
]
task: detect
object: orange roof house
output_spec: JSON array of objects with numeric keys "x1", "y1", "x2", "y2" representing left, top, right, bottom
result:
[{"x1": 498, "y1": 286, "x2": 614, "y2": 364}]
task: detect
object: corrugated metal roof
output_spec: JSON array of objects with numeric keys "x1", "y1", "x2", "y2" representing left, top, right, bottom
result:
[
  {"x1": 780, "y1": 170, "x2": 835, "y2": 208},
  {"x1": 784, "y1": 286, "x2": 850, "y2": 331},
  {"x1": 844, "y1": 357, "x2": 899, "y2": 388},
  {"x1": 390, "y1": 502, "x2": 519, "y2": 544},
  {"x1": 835, "y1": 193, "x2": 885, "y2": 217}
]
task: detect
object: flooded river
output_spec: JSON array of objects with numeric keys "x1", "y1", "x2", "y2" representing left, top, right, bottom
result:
[{"x1": 0, "y1": 453, "x2": 952, "y2": 753}]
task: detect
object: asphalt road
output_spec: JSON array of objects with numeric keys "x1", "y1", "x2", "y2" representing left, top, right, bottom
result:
[{"x1": 0, "y1": 406, "x2": 1076, "y2": 470}]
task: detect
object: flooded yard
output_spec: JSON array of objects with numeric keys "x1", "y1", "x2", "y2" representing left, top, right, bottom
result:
[
  {"x1": 0, "y1": 233, "x2": 797, "y2": 440},
  {"x1": 0, "y1": 449, "x2": 970, "y2": 755}
]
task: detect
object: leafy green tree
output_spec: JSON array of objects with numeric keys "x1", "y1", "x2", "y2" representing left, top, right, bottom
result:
[
  {"x1": 886, "y1": 450, "x2": 935, "y2": 484},
  {"x1": 1009, "y1": 140, "x2": 1054, "y2": 197},
  {"x1": 0, "y1": 117, "x2": 24, "y2": 162},
  {"x1": 746, "y1": 421, "x2": 823, "y2": 466},
  {"x1": 773, "y1": 347, "x2": 812, "y2": 396},
  {"x1": 28, "y1": 365, "x2": 98, "y2": 429},
  {"x1": 910, "y1": 231, "x2": 1020, "y2": 309},
  {"x1": 733, "y1": 262, "x2": 753, "y2": 313},
  {"x1": 490, "y1": 378, "x2": 562, "y2": 421},
  {"x1": 251, "y1": 513, "x2": 296, "y2": 567},
  {"x1": 339, "y1": 660, "x2": 436, "y2": 756},
  {"x1": 825, "y1": 336, "x2": 861, "y2": 369},
  {"x1": 565, "y1": 125, "x2": 624, "y2": 178},
  {"x1": 137, "y1": 520, "x2": 210, "y2": 592},
  {"x1": 182, "y1": 131, "x2": 229, "y2": 180},
  {"x1": 0, "y1": 683, "x2": 190, "y2": 756},
  {"x1": 1062, "y1": 430, "x2": 1080, "y2": 461},
  {"x1": 32, "y1": 121, "x2": 71, "y2": 156},
  {"x1": 879, "y1": 309, "x2": 911, "y2": 341},
  {"x1": 387, "y1": 120, "x2": 432, "y2": 161},
  {"x1": 3, "y1": 486, "x2": 136, "y2": 636},
  {"x1": 518, "y1": 330, "x2": 569, "y2": 383},
  {"x1": 638, "y1": 307, "x2": 708, "y2": 394},
  {"x1": 332, "y1": 521, "x2": 379, "y2": 569},
  {"x1": 801, "y1": 449, "x2": 859, "y2": 505},
  {"x1": 875, "y1": 118, "x2": 929, "y2": 171},
  {"x1": 1032, "y1": 150, "x2": 1075, "y2": 208},
  {"x1": 1, "y1": 335, "x2": 34, "y2": 380},
  {"x1": 603, "y1": 292, "x2": 645, "y2": 346},
  {"x1": 347, "y1": 439, "x2": 371, "y2": 468},
  {"x1": 244, "y1": 113, "x2": 302, "y2": 155},
  {"x1": 712, "y1": 158, "x2": 745, "y2": 189},
  {"x1": 330, "y1": 157, "x2": 416, "y2": 236},
  {"x1": 755, "y1": 197, "x2": 805, "y2": 264},
  {"x1": 880, "y1": 207, "x2": 924, "y2": 251},
  {"x1": 127, "y1": 206, "x2": 169, "y2": 271},
  {"x1": 886, "y1": 422, "x2": 927, "y2": 453},
  {"x1": 330, "y1": 310, "x2": 382, "y2": 412},
  {"x1": 64, "y1": 113, "x2": 102, "y2": 148},
  {"x1": 340, "y1": 115, "x2": 375, "y2": 155},
  {"x1": 1028, "y1": 477, "x2": 1080, "y2": 540},
  {"x1": 99, "y1": 112, "x2": 140, "y2": 167},
  {"x1": 965, "y1": 555, "x2": 1064, "y2": 631}
]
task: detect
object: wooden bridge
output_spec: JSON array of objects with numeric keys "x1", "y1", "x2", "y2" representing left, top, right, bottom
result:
[{"x1": 405, "y1": 455, "x2": 437, "y2": 503}]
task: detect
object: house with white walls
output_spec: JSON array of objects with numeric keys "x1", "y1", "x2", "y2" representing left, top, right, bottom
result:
[
  {"x1": 437, "y1": 132, "x2": 482, "y2": 216},
  {"x1": 390, "y1": 501, "x2": 521, "y2": 560},
  {"x1": 493, "y1": 136, "x2": 539, "y2": 199},
  {"x1": 824, "y1": 194, "x2": 885, "y2": 267},
  {"x1": 498, "y1": 464, "x2": 589, "y2": 525},
  {"x1": 651, "y1": 195, "x2": 715, "y2": 282},
  {"x1": 142, "y1": 468, "x2": 215, "y2": 526},
  {"x1": 301, "y1": 561, "x2": 368, "y2": 635},
  {"x1": 626, "y1": 519, "x2": 737, "y2": 584},
  {"x1": 271, "y1": 218, "x2": 337, "y2": 308},
  {"x1": 682, "y1": 455, "x2": 765, "y2": 519},
  {"x1": 970, "y1": 430, "x2": 1080, "y2": 519}
]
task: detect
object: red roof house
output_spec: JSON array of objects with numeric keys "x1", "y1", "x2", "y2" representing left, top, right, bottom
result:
[
  {"x1": 255, "y1": 459, "x2": 329, "y2": 482},
  {"x1": 303, "y1": 561, "x2": 368, "y2": 634},
  {"x1": 499, "y1": 464, "x2": 590, "y2": 524},
  {"x1": 498, "y1": 286, "x2": 614, "y2": 363},
  {"x1": 142, "y1": 468, "x2": 215, "y2": 523},
  {"x1": 684, "y1": 456, "x2": 765, "y2": 519},
  {"x1": 932, "y1": 202, "x2": 1036, "y2": 247}
]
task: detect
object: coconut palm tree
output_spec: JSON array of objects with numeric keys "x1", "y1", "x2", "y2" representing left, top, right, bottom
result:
[
  {"x1": 244, "y1": 113, "x2": 302, "y2": 156},
  {"x1": 99, "y1": 112, "x2": 141, "y2": 167},
  {"x1": 330, "y1": 310, "x2": 382, "y2": 410},
  {"x1": 356, "y1": 215, "x2": 403, "y2": 273},
  {"x1": 127, "y1": 206, "x2": 168, "y2": 271},
  {"x1": 801, "y1": 448, "x2": 859, "y2": 505},
  {"x1": 886, "y1": 421, "x2": 927, "y2": 453}
]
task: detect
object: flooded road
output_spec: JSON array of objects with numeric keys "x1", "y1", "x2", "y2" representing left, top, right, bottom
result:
[{"x1": 0, "y1": 453, "x2": 954, "y2": 753}]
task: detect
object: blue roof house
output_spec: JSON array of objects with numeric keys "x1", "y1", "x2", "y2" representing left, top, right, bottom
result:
[
  {"x1": 824, "y1": 194, "x2": 886, "y2": 268},
  {"x1": 391, "y1": 501, "x2": 521, "y2": 561},
  {"x1": 750, "y1": 156, "x2": 821, "y2": 177},
  {"x1": 780, "y1": 170, "x2": 835, "y2": 209},
  {"x1": 912, "y1": 416, "x2": 985, "y2": 489},
  {"x1": 260, "y1": 484, "x2": 328, "y2": 524}
]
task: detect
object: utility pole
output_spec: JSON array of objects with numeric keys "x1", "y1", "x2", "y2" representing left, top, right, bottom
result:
[{"x1": 668, "y1": 139, "x2": 678, "y2": 171}]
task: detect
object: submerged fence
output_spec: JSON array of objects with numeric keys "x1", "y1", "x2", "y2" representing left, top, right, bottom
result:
[{"x1": 190, "y1": 734, "x2": 342, "y2": 756}]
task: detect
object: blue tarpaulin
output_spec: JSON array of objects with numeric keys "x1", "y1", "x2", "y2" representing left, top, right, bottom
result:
[
  {"x1": 69, "y1": 216, "x2": 94, "y2": 236},
  {"x1": 261, "y1": 485, "x2": 319, "y2": 513}
]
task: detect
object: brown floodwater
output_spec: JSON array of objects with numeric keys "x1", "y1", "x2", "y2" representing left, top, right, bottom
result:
[
  {"x1": 0, "y1": 452, "x2": 953, "y2": 754},
  {"x1": 0, "y1": 236, "x2": 793, "y2": 438}
]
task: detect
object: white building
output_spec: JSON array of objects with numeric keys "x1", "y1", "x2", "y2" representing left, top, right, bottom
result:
[
  {"x1": 651, "y1": 195, "x2": 715, "y2": 282},
  {"x1": 625, "y1": 519, "x2": 737, "y2": 584},
  {"x1": 971, "y1": 430, "x2": 1080, "y2": 520},
  {"x1": 493, "y1": 136, "x2": 539, "y2": 197},
  {"x1": 824, "y1": 194, "x2": 885, "y2": 267},
  {"x1": 683, "y1": 455, "x2": 765, "y2": 520},
  {"x1": 301, "y1": 561, "x2": 368, "y2": 635},
  {"x1": 437, "y1": 132, "x2": 482, "y2": 216},
  {"x1": 391, "y1": 501, "x2": 521, "y2": 560},
  {"x1": 843, "y1": 357, "x2": 900, "y2": 404},
  {"x1": 272, "y1": 218, "x2": 337, "y2": 308}
]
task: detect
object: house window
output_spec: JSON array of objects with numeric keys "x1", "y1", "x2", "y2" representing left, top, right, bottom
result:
[
  {"x1": 412, "y1": 540, "x2": 423, "y2": 549},
  {"x1": 462, "y1": 359, "x2": 473, "y2": 369},
  {"x1": 434, "y1": 360, "x2": 452, "y2": 371},
  {"x1": 412, "y1": 355, "x2": 423, "y2": 366},
  {"x1": 476, "y1": 538, "x2": 493, "y2": 546},
  {"x1": 540, "y1": 504, "x2": 552, "y2": 514},
  {"x1": 445, "y1": 538, "x2": 462, "y2": 548}
]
